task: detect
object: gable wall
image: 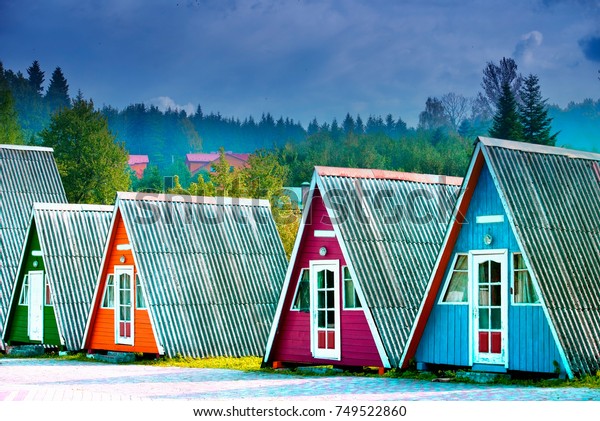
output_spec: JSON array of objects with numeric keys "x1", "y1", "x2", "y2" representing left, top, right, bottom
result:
[
  {"x1": 269, "y1": 187, "x2": 382, "y2": 367},
  {"x1": 415, "y1": 163, "x2": 563, "y2": 374},
  {"x1": 85, "y1": 211, "x2": 158, "y2": 354},
  {"x1": 5, "y1": 225, "x2": 60, "y2": 346}
]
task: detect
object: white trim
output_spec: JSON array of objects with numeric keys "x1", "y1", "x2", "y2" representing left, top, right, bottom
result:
[
  {"x1": 28, "y1": 271, "x2": 45, "y2": 342},
  {"x1": 310, "y1": 259, "x2": 341, "y2": 360},
  {"x1": 289, "y1": 268, "x2": 310, "y2": 312},
  {"x1": 114, "y1": 265, "x2": 135, "y2": 345},
  {"x1": 314, "y1": 230, "x2": 336, "y2": 238},
  {"x1": 0, "y1": 144, "x2": 54, "y2": 152},
  {"x1": 469, "y1": 250, "x2": 508, "y2": 367},
  {"x1": 31, "y1": 250, "x2": 43, "y2": 257},
  {"x1": 317, "y1": 175, "x2": 391, "y2": 368},
  {"x1": 341, "y1": 266, "x2": 362, "y2": 311},
  {"x1": 476, "y1": 215, "x2": 505, "y2": 224},
  {"x1": 263, "y1": 174, "x2": 319, "y2": 363},
  {"x1": 510, "y1": 252, "x2": 542, "y2": 307},
  {"x1": 437, "y1": 253, "x2": 469, "y2": 306},
  {"x1": 33, "y1": 202, "x2": 114, "y2": 212},
  {"x1": 478, "y1": 136, "x2": 600, "y2": 161},
  {"x1": 116, "y1": 191, "x2": 270, "y2": 208},
  {"x1": 116, "y1": 244, "x2": 132, "y2": 251},
  {"x1": 481, "y1": 144, "x2": 574, "y2": 378}
]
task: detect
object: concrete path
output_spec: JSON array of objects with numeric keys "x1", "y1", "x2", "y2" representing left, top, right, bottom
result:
[{"x1": 0, "y1": 358, "x2": 599, "y2": 402}]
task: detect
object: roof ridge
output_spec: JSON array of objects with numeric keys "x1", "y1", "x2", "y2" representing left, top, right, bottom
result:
[
  {"x1": 0, "y1": 144, "x2": 54, "y2": 153},
  {"x1": 478, "y1": 136, "x2": 600, "y2": 161},
  {"x1": 315, "y1": 166, "x2": 463, "y2": 186},
  {"x1": 33, "y1": 203, "x2": 114, "y2": 212},
  {"x1": 116, "y1": 191, "x2": 271, "y2": 207}
]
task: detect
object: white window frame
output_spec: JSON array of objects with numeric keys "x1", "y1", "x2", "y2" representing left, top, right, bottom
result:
[
  {"x1": 342, "y1": 266, "x2": 362, "y2": 310},
  {"x1": 438, "y1": 253, "x2": 469, "y2": 305},
  {"x1": 135, "y1": 273, "x2": 147, "y2": 310},
  {"x1": 290, "y1": 268, "x2": 310, "y2": 312},
  {"x1": 19, "y1": 274, "x2": 30, "y2": 305},
  {"x1": 101, "y1": 274, "x2": 115, "y2": 309},
  {"x1": 511, "y1": 253, "x2": 541, "y2": 306}
]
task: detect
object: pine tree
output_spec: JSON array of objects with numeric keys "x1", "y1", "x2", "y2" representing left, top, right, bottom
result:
[
  {"x1": 489, "y1": 82, "x2": 524, "y2": 141},
  {"x1": 27, "y1": 60, "x2": 45, "y2": 97},
  {"x1": 518, "y1": 74, "x2": 558, "y2": 146},
  {"x1": 0, "y1": 62, "x2": 24, "y2": 144},
  {"x1": 45, "y1": 67, "x2": 70, "y2": 115}
]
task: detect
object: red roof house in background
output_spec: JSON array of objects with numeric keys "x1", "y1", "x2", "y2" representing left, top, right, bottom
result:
[
  {"x1": 128, "y1": 155, "x2": 149, "y2": 179},
  {"x1": 185, "y1": 152, "x2": 250, "y2": 176}
]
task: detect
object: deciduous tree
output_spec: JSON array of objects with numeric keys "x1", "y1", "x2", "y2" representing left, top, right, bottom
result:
[{"x1": 40, "y1": 95, "x2": 130, "y2": 204}]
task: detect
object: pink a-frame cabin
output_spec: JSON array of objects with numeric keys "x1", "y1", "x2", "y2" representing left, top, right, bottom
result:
[{"x1": 263, "y1": 166, "x2": 462, "y2": 371}]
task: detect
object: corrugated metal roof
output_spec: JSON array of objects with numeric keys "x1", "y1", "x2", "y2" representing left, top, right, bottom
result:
[
  {"x1": 116, "y1": 192, "x2": 288, "y2": 358},
  {"x1": 481, "y1": 137, "x2": 600, "y2": 376},
  {"x1": 318, "y1": 169, "x2": 462, "y2": 367},
  {"x1": 31, "y1": 203, "x2": 113, "y2": 350},
  {"x1": 0, "y1": 145, "x2": 67, "y2": 345}
]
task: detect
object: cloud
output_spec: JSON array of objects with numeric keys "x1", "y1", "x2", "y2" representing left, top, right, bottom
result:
[
  {"x1": 513, "y1": 31, "x2": 543, "y2": 64},
  {"x1": 147, "y1": 96, "x2": 196, "y2": 116},
  {"x1": 578, "y1": 35, "x2": 600, "y2": 62}
]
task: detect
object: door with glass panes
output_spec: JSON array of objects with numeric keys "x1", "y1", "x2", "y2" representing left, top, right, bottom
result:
[
  {"x1": 310, "y1": 260, "x2": 340, "y2": 360},
  {"x1": 114, "y1": 266, "x2": 134, "y2": 345},
  {"x1": 471, "y1": 251, "x2": 507, "y2": 365}
]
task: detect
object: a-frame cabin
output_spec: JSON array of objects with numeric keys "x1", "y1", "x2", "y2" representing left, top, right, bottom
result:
[
  {"x1": 263, "y1": 166, "x2": 463, "y2": 371},
  {"x1": 404, "y1": 137, "x2": 600, "y2": 378}
]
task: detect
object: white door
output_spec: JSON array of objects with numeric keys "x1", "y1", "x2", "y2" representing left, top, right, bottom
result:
[
  {"x1": 310, "y1": 260, "x2": 340, "y2": 360},
  {"x1": 28, "y1": 271, "x2": 44, "y2": 341},
  {"x1": 471, "y1": 251, "x2": 508, "y2": 366},
  {"x1": 114, "y1": 266, "x2": 134, "y2": 345}
]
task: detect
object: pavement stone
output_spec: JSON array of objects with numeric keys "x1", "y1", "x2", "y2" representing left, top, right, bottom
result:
[{"x1": 0, "y1": 358, "x2": 599, "y2": 402}]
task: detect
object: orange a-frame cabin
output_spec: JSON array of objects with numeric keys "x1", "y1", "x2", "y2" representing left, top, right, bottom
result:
[
  {"x1": 82, "y1": 203, "x2": 159, "y2": 355},
  {"x1": 82, "y1": 191, "x2": 288, "y2": 358}
]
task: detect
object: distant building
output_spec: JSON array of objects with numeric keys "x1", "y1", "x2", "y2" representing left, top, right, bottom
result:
[
  {"x1": 128, "y1": 155, "x2": 149, "y2": 179},
  {"x1": 185, "y1": 152, "x2": 250, "y2": 176}
]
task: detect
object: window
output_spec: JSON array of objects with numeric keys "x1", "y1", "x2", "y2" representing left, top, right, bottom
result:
[
  {"x1": 513, "y1": 253, "x2": 539, "y2": 304},
  {"x1": 291, "y1": 269, "x2": 310, "y2": 311},
  {"x1": 135, "y1": 274, "x2": 146, "y2": 309},
  {"x1": 441, "y1": 254, "x2": 469, "y2": 303},
  {"x1": 19, "y1": 274, "x2": 30, "y2": 305},
  {"x1": 45, "y1": 276, "x2": 52, "y2": 306},
  {"x1": 343, "y1": 266, "x2": 361, "y2": 309},
  {"x1": 101, "y1": 274, "x2": 114, "y2": 308}
]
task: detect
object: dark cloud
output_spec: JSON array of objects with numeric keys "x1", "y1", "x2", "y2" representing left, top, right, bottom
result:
[{"x1": 578, "y1": 35, "x2": 600, "y2": 62}]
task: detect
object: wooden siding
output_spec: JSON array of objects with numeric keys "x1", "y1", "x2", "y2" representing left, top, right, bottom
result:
[
  {"x1": 85, "y1": 211, "x2": 159, "y2": 354},
  {"x1": 415, "y1": 163, "x2": 563, "y2": 374},
  {"x1": 5, "y1": 226, "x2": 61, "y2": 346},
  {"x1": 270, "y1": 187, "x2": 382, "y2": 367}
]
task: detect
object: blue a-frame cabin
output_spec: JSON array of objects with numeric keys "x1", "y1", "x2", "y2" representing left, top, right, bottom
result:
[{"x1": 402, "y1": 137, "x2": 600, "y2": 379}]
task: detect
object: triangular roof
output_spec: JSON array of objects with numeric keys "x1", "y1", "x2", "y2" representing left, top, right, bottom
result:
[
  {"x1": 0, "y1": 145, "x2": 67, "y2": 346},
  {"x1": 83, "y1": 192, "x2": 289, "y2": 357},
  {"x1": 265, "y1": 166, "x2": 463, "y2": 367},
  {"x1": 2, "y1": 203, "x2": 113, "y2": 350},
  {"x1": 405, "y1": 137, "x2": 600, "y2": 377}
]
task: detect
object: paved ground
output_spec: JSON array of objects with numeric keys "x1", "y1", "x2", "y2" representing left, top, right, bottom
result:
[{"x1": 0, "y1": 358, "x2": 599, "y2": 402}]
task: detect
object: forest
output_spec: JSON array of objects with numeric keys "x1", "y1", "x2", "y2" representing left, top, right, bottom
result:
[{"x1": 1, "y1": 58, "x2": 599, "y2": 191}]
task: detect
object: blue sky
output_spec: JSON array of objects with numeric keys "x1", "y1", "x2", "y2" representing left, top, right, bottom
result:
[{"x1": 1, "y1": 0, "x2": 599, "y2": 128}]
